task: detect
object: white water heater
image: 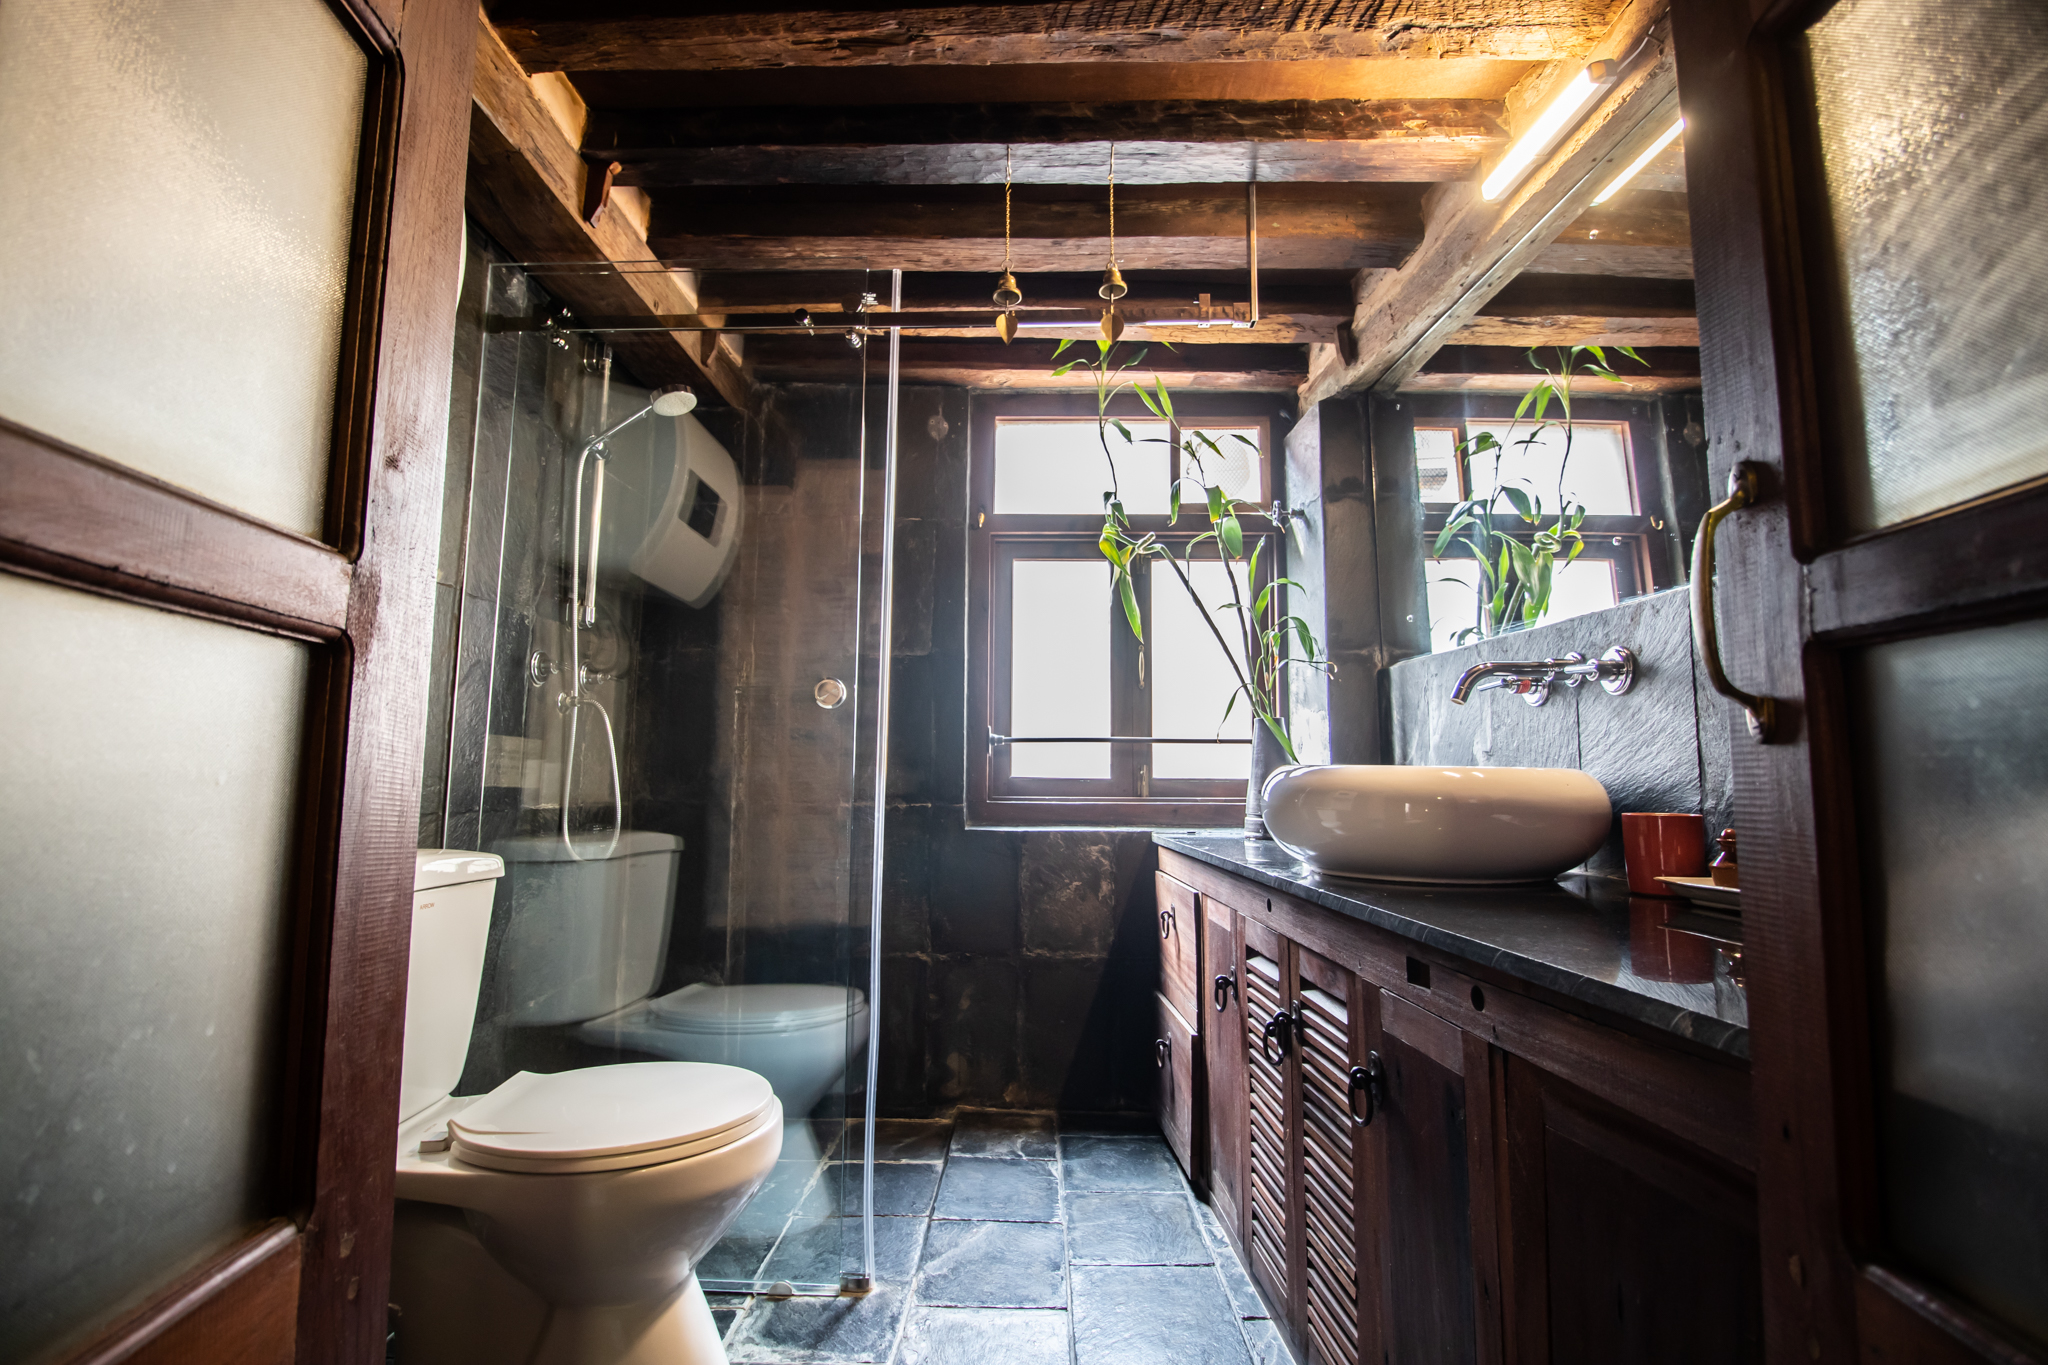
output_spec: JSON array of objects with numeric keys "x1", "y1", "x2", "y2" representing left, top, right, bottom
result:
[{"x1": 625, "y1": 411, "x2": 743, "y2": 608}]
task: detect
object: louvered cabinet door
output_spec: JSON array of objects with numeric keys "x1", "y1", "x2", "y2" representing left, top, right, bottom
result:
[
  {"x1": 1243, "y1": 946, "x2": 1294, "y2": 1312},
  {"x1": 1298, "y1": 982, "x2": 1365, "y2": 1364}
]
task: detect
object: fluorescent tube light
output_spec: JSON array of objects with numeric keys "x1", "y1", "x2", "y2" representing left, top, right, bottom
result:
[
  {"x1": 1481, "y1": 59, "x2": 1620, "y2": 202},
  {"x1": 1592, "y1": 118, "x2": 1685, "y2": 204}
]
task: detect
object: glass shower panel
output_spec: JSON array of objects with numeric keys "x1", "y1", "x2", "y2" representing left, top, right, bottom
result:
[
  {"x1": 0, "y1": 0, "x2": 370, "y2": 538},
  {"x1": 429, "y1": 260, "x2": 889, "y2": 1297},
  {"x1": 0, "y1": 575, "x2": 307, "y2": 1360}
]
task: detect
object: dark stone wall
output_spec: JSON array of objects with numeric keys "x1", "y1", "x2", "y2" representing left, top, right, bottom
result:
[{"x1": 1386, "y1": 587, "x2": 1736, "y2": 881}]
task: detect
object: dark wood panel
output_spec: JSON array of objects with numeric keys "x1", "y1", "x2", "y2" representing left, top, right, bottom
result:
[
  {"x1": 1203, "y1": 889, "x2": 1248, "y2": 1238},
  {"x1": 0, "y1": 420, "x2": 352, "y2": 640},
  {"x1": 1378, "y1": 993, "x2": 1480, "y2": 1365},
  {"x1": 1156, "y1": 992, "x2": 1199, "y2": 1182},
  {"x1": 1156, "y1": 871, "x2": 1203, "y2": 1024},
  {"x1": 63, "y1": 1223, "x2": 299, "y2": 1365},
  {"x1": 497, "y1": 3, "x2": 1620, "y2": 71}
]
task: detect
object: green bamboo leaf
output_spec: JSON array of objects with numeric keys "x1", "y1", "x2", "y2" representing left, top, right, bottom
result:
[
  {"x1": 1248, "y1": 539, "x2": 1265, "y2": 590},
  {"x1": 1502, "y1": 485, "x2": 1536, "y2": 521},
  {"x1": 1292, "y1": 617, "x2": 1314, "y2": 655},
  {"x1": 1618, "y1": 344, "x2": 1645, "y2": 366},
  {"x1": 1096, "y1": 338, "x2": 1112, "y2": 356},
  {"x1": 1263, "y1": 715, "x2": 1299, "y2": 765},
  {"x1": 1152, "y1": 377, "x2": 1176, "y2": 421},
  {"x1": 1110, "y1": 418, "x2": 1133, "y2": 443},
  {"x1": 1507, "y1": 538, "x2": 1538, "y2": 583},
  {"x1": 1168, "y1": 479, "x2": 1182, "y2": 525},
  {"x1": 1136, "y1": 385, "x2": 1166, "y2": 420},
  {"x1": 1205, "y1": 484, "x2": 1226, "y2": 521},
  {"x1": 1220, "y1": 514, "x2": 1243, "y2": 557},
  {"x1": 1052, "y1": 338, "x2": 1074, "y2": 358},
  {"x1": 1051, "y1": 362, "x2": 1079, "y2": 377},
  {"x1": 1119, "y1": 572, "x2": 1144, "y2": 642}
]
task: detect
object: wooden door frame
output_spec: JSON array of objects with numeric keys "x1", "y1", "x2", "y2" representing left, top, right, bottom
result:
[
  {"x1": 0, "y1": 1, "x2": 475, "y2": 1360},
  {"x1": 1673, "y1": 1, "x2": 2048, "y2": 1361}
]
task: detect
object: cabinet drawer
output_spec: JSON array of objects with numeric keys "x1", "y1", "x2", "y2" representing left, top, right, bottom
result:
[
  {"x1": 1156, "y1": 991, "x2": 1198, "y2": 1181},
  {"x1": 1155, "y1": 870, "x2": 1202, "y2": 1022}
]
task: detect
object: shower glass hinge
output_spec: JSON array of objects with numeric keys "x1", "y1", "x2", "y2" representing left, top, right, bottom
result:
[{"x1": 839, "y1": 1273, "x2": 873, "y2": 1296}]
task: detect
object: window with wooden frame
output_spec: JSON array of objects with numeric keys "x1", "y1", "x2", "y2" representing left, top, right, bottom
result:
[
  {"x1": 968, "y1": 394, "x2": 1285, "y2": 826},
  {"x1": 1406, "y1": 393, "x2": 1704, "y2": 652}
]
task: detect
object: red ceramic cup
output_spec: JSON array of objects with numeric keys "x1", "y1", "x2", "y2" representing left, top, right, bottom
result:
[{"x1": 1621, "y1": 812, "x2": 1709, "y2": 896}]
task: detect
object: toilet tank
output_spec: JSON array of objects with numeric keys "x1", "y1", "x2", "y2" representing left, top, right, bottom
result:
[
  {"x1": 399, "y1": 851, "x2": 505, "y2": 1123},
  {"x1": 491, "y1": 830, "x2": 682, "y2": 1026}
]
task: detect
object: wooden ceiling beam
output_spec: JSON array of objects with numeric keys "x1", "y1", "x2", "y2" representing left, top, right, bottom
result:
[
  {"x1": 1404, "y1": 343, "x2": 1698, "y2": 393},
  {"x1": 496, "y1": 2, "x2": 1627, "y2": 73},
  {"x1": 645, "y1": 183, "x2": 1424, "y2": 273},
  {"x1": 749, "y1": 337, "x2": 1306, "y2": 391},
  {"x1": 589, "y1": 100, "x2": 1503, "y2": 186},
  {"x1": 1449, "y1": 269, "x2": 1696, "y2": 345},
  {"x1": 464, "y1": 8, "x2": 749, "y2": 409},
  {"x1": 1302, "y1": 0, "x2": 1680, "y2": 406}
]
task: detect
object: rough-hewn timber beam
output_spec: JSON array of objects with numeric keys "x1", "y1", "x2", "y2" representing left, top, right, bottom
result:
[
  {"x1": 1450, "y1": 270, "x2": 1697, "y2": 346},
  {"x1": 465, "y1": 9, "x2": 749, "y2": 408},
  {"x1": 1302, "y1": 0, "x2": 1678, "y2": 406},
  {"x1": 497, "y1": 2, "x2": 1625, "y2": 72},
  {"x1": 589, "y1": 100, "x2": 1503, "y2": 186},
  {"x1": 646, "y1": 183, "x2": 1424, "y2": 273},
  {"x1": 750, "y1": 337, "x2": 1306, "y2": 391},
  {"x1": 1403, "y1": 343, "x2": 1698, "y2": 393}
]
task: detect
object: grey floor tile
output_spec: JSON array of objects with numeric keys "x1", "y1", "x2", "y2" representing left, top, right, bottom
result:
[
  {"x1": 863, "y1": 1119, "x2": 954, "y2": 1162},
  {"x1": 897, "y1": 1307, "x2": 1071, "y2": 1365},
  {"x1": 1240, "y1": 1314, "x2": 1296, "y2": 1365},
  {"x1": 700, "y1": 1232, "x2": 777, "y2": 1285},
  {"x1": 819, "y1": 1162, "x2": 937, "y2": 1219},
  {"x1": 734, "y1": 1160, "x2": 834, "y2": 1237},
  {"x1": 1055, "y1": 1112, "x2": 1158, "y2": 1136},
  {"x1": 932, "y1": 1157, "x2": 1061, "y2": 1222},
  {"x1": 949, "y1": 1108, "x2": 1058, "y2": 1159},
  {"x1": 727, "y1": 1283, "x2": 911, "y2": 1364},
  {"x1": 915, "y1": 1219, "x2": 1067, "y2": 1308},
  {"x1": 1059, "y1": 1135, "x2": 1184, "y2": 1193},
  {"x1": 760, "y1": 1215, "x2": 926, "y2": 1288},
  {"x1": 1071, "y1": 1264, "x2": 1255, "y2": 1365},
  {"x1": 1066, "y1": 1191, "x2": 1212, "y2": 1266}
]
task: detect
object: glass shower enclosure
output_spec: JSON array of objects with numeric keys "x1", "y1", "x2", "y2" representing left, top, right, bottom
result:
[{"x1": 422, "y1": 255, "x2": 900, "y2": 1295}]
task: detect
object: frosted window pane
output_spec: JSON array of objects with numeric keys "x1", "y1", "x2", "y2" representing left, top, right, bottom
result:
[
  {"x1": 0, "y1": 0, "x2": 369, "y2": 537},
  {"x1": 1415, "y1": 427, "x2": 1462, "y2": 505},
  {"x1": 0, "y1": 576, "x2": 308, "y2": 1359},
  {"x1": 1852, "y1": 620, "x2": 2048, "y2": 1346},
  {"x1": 994, "y1": 420, "x2": 1169, "y2": 515},
  {"x1": 1011, "y1": 560, "x2": 1110, "y2": 778},
  {"x1": 1424, "y1": 557, "x2": 1619, "y2": 653},
  {"x1": 1804, "y1": 0, "x2": 2048, "y2": 532},
  {"x1": 1466, "y1": 421, "x2": 1635, "y2": 515},
  {"x1": 1183, "y1": 427, "x2": 1263, "y2": 505},
  {"x1": 1153, "y1": 558, "x2": 1252, "y2": 781}
]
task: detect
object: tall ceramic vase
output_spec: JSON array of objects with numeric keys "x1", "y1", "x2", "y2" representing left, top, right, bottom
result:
[{"x1": 1244, "y1": 723, "x2": 1284, "y2": 840}]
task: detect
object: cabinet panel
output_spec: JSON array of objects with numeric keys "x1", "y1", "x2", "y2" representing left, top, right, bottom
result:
[
  {"x1": 1154, "y1": 870, "x2": 1202, "y2": 1023},
  {"x1": 1244, "y1": 950, "x2": 1293, "y2": 1311},
  {"x1": 1299, "y1": 982, "x2": 1363, "y2": 1365},
  {"x1": 1155, "y1": 992, "x2": 1198, "y2": 1180},
  {"x1": 1380, "y1": 989, "x2": 1480, "y2": 1365},
  {"x1": 1203, "y1": 891, "x2": 1246, "y2": 1235}
]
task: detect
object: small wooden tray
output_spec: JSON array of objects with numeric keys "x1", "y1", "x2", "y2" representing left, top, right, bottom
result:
[{"x1": 1656, "y1": 875, "x2": 1740, "y2": 912}]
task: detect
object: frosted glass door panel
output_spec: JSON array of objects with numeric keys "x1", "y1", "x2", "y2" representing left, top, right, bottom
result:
[
  {"x1": 1152, "y1": 558, "x2": 1252, "y2": 781},
  {"x1": 1011, "y1": 559, "x2": 1111, "y2": 779},
  {"x1": 1849, "y1": 619, "x2": 2048, "y2": 1346},
  {"x1": 994, "y1": 420, "x2": 1170, "y2": 515},
  {"x1": 0, "y1": 0, "x2": 369, "y2": 537},
  {"x1": 0, "y1": 576, "x2": 308, "y2": 1359},
  {"x1": 1802, "y1": 0, "x2": 2048, "y2": 532}
]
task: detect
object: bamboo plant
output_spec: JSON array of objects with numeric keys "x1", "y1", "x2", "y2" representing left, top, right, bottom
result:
[
  {"x1": 1050, "y1": 337, "x2": 1331, "y2": 764},
  {"x1": 1431, "y1": 344, "x2": 1648, "y2": 645}
]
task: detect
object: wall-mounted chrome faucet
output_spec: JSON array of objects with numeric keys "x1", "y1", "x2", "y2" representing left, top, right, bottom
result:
[{"x1": 1450, "y1": 647, "x2": 1636, "y2": 708}]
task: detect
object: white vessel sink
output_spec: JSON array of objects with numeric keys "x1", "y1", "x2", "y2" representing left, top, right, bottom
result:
[{"x1": 1261, "y1": 765, "x2": 1612, "y2": 885}]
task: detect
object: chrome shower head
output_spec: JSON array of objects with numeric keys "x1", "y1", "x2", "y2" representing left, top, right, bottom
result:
[{"x1": 650, "y1": 384, "x2": 698, "y2": 417}]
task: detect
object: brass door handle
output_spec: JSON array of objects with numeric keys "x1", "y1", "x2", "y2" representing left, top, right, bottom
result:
[{"x1": 1690, "y1": 463, "x2": 1776, "y2": 742}]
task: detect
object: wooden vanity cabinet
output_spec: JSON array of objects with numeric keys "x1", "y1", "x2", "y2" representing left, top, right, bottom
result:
[
  {"x1": 1152, "y1": 870, "x2": 1205, "y2": 1182},
  {"x1": 1159, "y1": 847, "x2": 1760, "y2": 1365}
]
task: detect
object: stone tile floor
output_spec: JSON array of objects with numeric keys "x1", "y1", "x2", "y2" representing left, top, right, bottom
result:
[{"x1": 709, "y1": 1110, "x2": 1293, "y2": 1365}]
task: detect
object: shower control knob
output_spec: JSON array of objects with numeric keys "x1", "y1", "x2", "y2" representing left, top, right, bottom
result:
[{"x1": 814, "y1": 678, "x2": 848, "y2": 710}]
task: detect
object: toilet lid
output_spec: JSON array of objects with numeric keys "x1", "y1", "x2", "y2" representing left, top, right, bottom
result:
[
  {"x1": 646, "y1": 983, "x2": 866, "y2": 1035},
  {"x1": 447, "y1": 1062, "x2": 775, "y2": 1174}
]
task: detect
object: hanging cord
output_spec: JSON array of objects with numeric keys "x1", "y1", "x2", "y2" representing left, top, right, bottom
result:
[
  {"x1": 1004, "y1": 146, "x2": 1013, "y2": 273},
  {"x1": 1108, "y1": 142, "x2": 1117, "y2": 268}
]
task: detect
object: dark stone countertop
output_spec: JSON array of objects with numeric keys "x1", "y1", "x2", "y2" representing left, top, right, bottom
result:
[{"x1": 1155, "y1": 833, "x2": 1751, "y2": 1061}]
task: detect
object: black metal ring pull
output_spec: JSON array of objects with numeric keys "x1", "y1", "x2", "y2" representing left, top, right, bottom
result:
[
  {"x1": 1261, "y1": 1009, "x2": 1294, "y2": 1065},
  {"x1": 1347, "y1": 1052, "x2": 1385, "y2": 1127},
  {"x1": 1159, "y1": 907, "x2": 1175, "y2": 940},
  {"x1": 1155, "y1": 1037, "x2": 1170, "y2": 1069},
  {"x1": 1213, "y1": 969, "x2": 1238, "y2": 1013}
]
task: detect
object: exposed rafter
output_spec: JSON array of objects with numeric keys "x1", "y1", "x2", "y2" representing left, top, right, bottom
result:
[
  {"x1": 1404, "y1": 344, "x2": 1699, "y2": 393},
  {"x1": 496, "y1": 2, "x2": 1628, "y2": 72},
  {"x1": 749, "y1": 336, "x2": 1306, "y2": 391}
]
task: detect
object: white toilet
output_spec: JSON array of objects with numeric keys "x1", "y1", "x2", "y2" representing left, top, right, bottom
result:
[
  {"x1": 391, "y1": 850, "x2": 782, "y2": 1365},
  {"x1": 490, "y1": 831, "x2": 869, "y2": 1164}
]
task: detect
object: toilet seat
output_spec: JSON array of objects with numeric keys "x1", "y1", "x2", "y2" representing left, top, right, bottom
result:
[
  {"x1": 445, "y1": 1062, "x2": 776, "y2": 1175},
  {"x1": 644, "y1": 982, "x2": 863, "y2": 1035}
]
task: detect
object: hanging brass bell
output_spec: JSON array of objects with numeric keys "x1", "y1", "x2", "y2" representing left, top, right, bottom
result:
[
  {"x1": 992, "y1": 271, "x2": 1023, "y2": 308},
  {"x1": 1098, "y1": 265, "x2": 1128, "y2": 301},
  {"x1": 995, "y1": 312, "x2": 1019, "y2": 344},
  {"x1": 1100, "y1": 308, "x2": 1125, "y2": 343}
]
